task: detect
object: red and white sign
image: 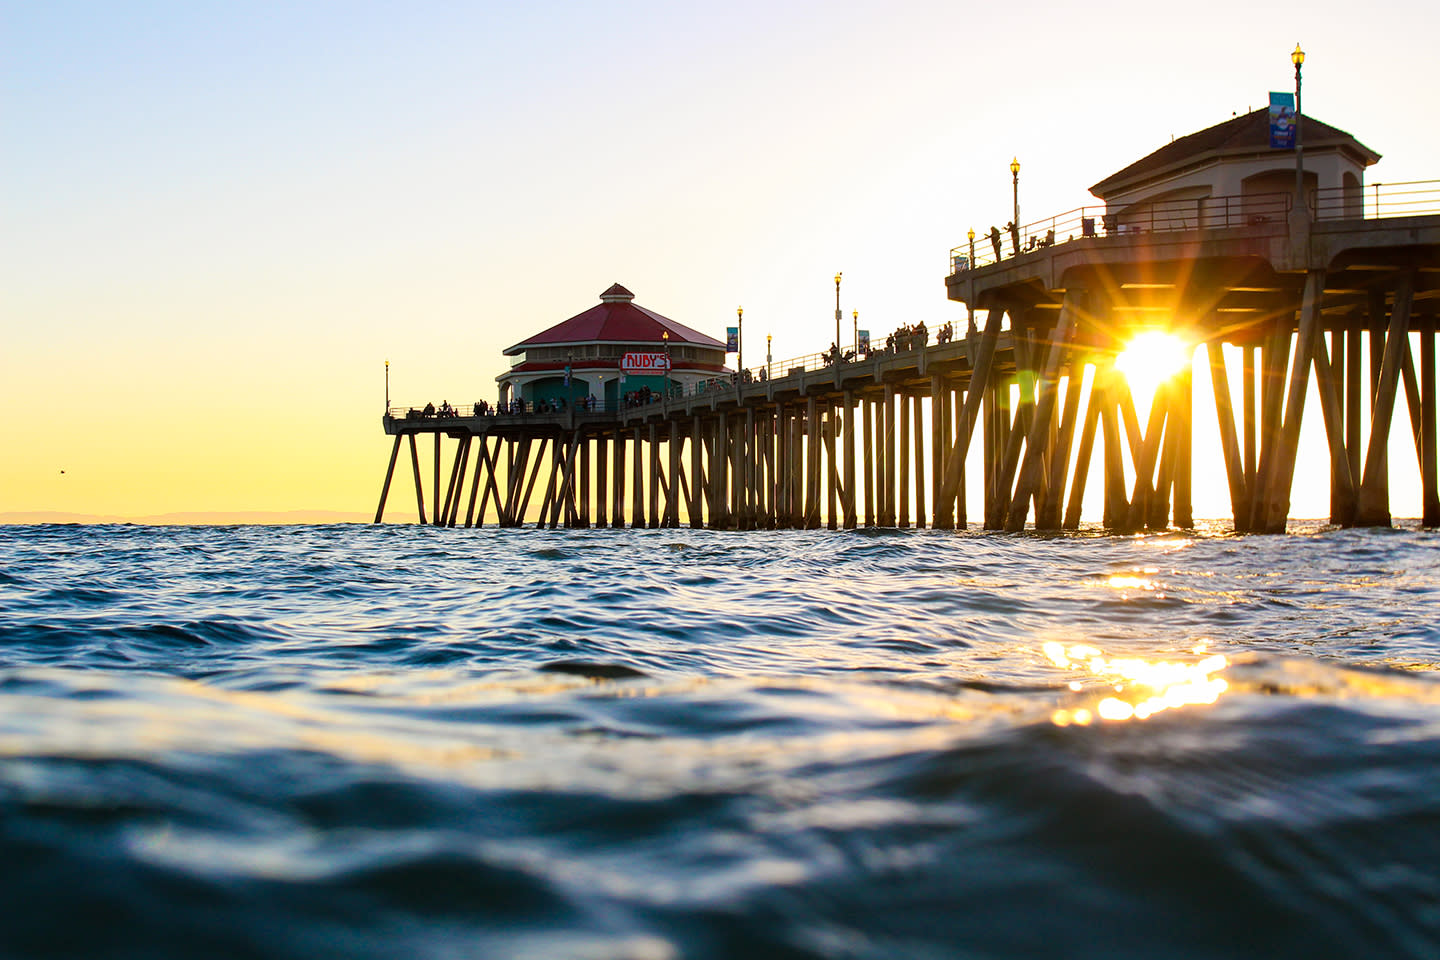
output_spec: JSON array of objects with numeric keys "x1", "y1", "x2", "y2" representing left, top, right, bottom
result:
[{"x1": 620, "y1": 352, "x2": 671, "y2": 374}]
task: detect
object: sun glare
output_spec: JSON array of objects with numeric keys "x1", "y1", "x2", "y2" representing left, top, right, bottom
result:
[{"x1": 1116, "y1": 332, "x2": 1191, "y2": 399}]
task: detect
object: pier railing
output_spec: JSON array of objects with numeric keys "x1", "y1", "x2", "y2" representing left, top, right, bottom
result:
[
  {"x1": 950, "y1": 180, "x2": 1440, "y2": 274},
  {"x1": 387, "y1": 327, "x2": 960, "y2": 422}
]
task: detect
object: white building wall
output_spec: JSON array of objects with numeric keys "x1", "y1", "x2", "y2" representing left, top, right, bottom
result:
[{"x1": 1103, "y1": 151, "x2": 1365, "y2": 230}]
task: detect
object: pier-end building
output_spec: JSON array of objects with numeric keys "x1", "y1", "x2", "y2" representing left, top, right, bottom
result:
[{"x1": 497, "y1": 284, "x2": 730, "y2": 411}]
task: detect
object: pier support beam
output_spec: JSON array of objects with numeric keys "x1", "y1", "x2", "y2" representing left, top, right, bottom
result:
[
  {"x1": 374, "y1": 435, "x2": 402, "y2": 523},
  {"x1": 1357, "y1": 272, "x2": 1417, "y2": 526}
]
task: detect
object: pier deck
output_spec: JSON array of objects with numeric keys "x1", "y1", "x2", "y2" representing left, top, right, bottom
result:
[{"x1": 378, "y1": 189, "x2": 1440, "y2": 533}]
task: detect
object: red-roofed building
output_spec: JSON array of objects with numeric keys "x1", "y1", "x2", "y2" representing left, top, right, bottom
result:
[{"x1": 497, "y1": 285, "x2": 731, "y2": 409}]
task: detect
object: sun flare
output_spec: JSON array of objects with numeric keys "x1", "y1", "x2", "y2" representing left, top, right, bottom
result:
[{"x1": 1116, "y1": 331, "x2": 1191, "y2": 399}]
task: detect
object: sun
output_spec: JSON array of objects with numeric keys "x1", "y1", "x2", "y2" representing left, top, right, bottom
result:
[{"x1": 1116, "y1": 331, "x2": 1192, "y2": 399}]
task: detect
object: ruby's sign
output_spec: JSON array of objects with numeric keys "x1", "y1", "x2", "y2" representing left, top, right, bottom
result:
[{"x1": 620, "y1": 352, "x2": 671, "y2": 374}]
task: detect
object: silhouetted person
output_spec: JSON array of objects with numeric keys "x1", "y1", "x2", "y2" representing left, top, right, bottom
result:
[
  {"x1": 1007, "y1": 221, "x2": 1020, "y2": 257},
  {"x1": 989, "y1": 226, "x2": 1002, "y2": 260}
]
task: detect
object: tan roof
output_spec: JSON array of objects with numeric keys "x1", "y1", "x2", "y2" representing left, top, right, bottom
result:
[{"x1": 1090, "y1": 109, "x2": 1381, "y2": 199}]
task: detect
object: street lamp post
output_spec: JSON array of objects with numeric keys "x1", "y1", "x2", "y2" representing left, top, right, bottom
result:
[
  {"x1": 1292, "y1": 43, "x2": 1306, "y2": 219},
  {"x1": 1010, "y1": 157, "x2": 1021, "y2": 247},
  {"x1": 662, "y1": 330, "x2": 671, "y2": 411},
  {"x1": 967, "y1": 227, "x2": 976, "y2": 268},
  {"x1": 766, "y1": 334, "x2": 772, "y2": 382},
  {"x1": 737, "y1": 306, "x2": 744, "y2": 392},
  {"x1": 852, "y1": 309, "x2": 858, "y2": 356},
  {"x1": 384, "y1": 360, "x2": 389, "y2": 413},
  {"x1": 834, "y1": 272, "x2": 843, "y2": 367}
]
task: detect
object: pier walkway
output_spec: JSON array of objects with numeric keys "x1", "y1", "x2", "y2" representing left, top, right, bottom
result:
[{"x1": 376, "y1": 185, "x2": 1440, "y2": 533}]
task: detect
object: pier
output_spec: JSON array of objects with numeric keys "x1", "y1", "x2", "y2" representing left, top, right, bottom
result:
[{"x1": 376, "y1": 112, "x2": 1440, "y2": 534}]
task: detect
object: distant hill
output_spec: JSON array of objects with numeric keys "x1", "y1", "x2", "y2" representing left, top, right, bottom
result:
[{"x1": 0, "y1": 510, "x2": 372, "y2": 525}]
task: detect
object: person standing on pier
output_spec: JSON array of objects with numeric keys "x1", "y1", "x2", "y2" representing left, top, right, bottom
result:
[
  {"x1": 1006, "y1": 221, "x2": 1020, "y2": 257},
  {"x1": 989, "y1": 226, "x2": 1002, "y2": 261}
]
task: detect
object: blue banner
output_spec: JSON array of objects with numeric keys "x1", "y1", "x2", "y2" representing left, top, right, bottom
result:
[
  {"x1": 1269, "y1": 92, "x2": 1295, "y2": 149},
  {"x1": 857, "y1": 330, "x2": 870, "y2": 353},
  {"x1": 726, "y1": 327, "x2": 739, "y2": 353}
]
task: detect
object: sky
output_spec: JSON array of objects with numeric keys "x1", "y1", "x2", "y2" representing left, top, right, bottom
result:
[{"x1": 1, "y1": 0, "x2": 1434, "y2": 522}]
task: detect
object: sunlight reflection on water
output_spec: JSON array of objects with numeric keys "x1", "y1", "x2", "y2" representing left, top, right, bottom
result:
[{"x1": 1045, "y1": 640, "x2": 1230, "y2": 725}]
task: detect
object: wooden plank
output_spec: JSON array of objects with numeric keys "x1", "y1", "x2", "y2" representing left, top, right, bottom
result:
[
  {"x1": 952, "y1": 386, "x2": 966, "y2": 530},
  {"x1": 825, "y1": 405, "x2": 839, "y2": 530},
  {"x1": 611, "y1": 429, "x2": 626, "y2": 528},
  {"x1": 1369, "y1": 293, "x2": 1389, "y2": 503},
  {"x1": 374, "y1": 434, "x2": 402, "y2": 524},
  {"x1": 715, "y1": 412, "x2": 730, "y2": 528},
  {"x1": 1309, "y1": 319, "x2": 1357, "y2": 522},
  {"x1": 1125, "y1": 380, "x2": 1171, "y2": 533},
  {"x1": 1173, "y1": 360, "x2": 1193, "y2": 529},
  {"x1": 1248, "y1": 324, "x2": 1291, "y2": 532},
  {"x1": 1423, "y1": 316, "x2": 1439, "y2": 527},
  {"x1": 648, "y1": 423, "x2": 661, "y2": 529},
  {"x1": 477, "y1": 437, "x2": 505, "y2": 528},
  {"x1": 632, "y1": 425, "x2": 645, "y2": 528},
  {"x1": 1039, "y1": 361, "x2": 1083, "y2": 530},
  {"x1": 549, "y1": 432, "x2": 582, "y2": 529},
  {"x1": 534, "y1": 440, "x2": 562, "y2": 529},
  {"x1": 1100, "y1": 372, "x2": 1127, "y2": 529},
  {"x1": 939, "y1": 306, "x2": 1003, "y2": 513},
  {"x1": 875, "y1": 385, "x2": 887, "y2": 526},
  {"x1": 1401, "y1": 338, "x2": 1425, "y2": 467},
  {"x1": 445, "y1": 436, "x2": 471, "y2": 527},
  {"x1": 516, "y1": 437, "x2": 550, "y2": 526},
  {"x1": 500, "y1": 437, "x2": 529, "y2": 526},
  {"x1": 1329, "y1": 329, "x2": 1347, "y2": 524},
  {"x1": 1149, "y1": 400, "x2": 1177, "y2": 529},
  {"x1": 449, "y1": 440, "x2": 472, "y2": 529},
  {"x1": 749, "y1": 411, "x2": 761, "y2": 529},
  {"x1": 668, "y1": 420, "x2": 682, "y2": 528},
  {"x1": 1064, "y1": 365, "x2": 1103, "y2": 530},
  {"x1": 912, "y1": 394, "x2": 926, "y2": 528},
  {"x1": 595, "y1": 435, "x2": 608, "y2": 527},
  {"x1": 1357, "y1": 273, "x2": 1416, "y2": 526},
  {"x1": 578, "y1": 436, "x2": 590, "y2": 528},
  {"x1": 691, "y1": 415, "x2": 705, "y2": 528},
  {"x1": 983, "y1": 384, "x2": 996, "y2": 526},
  {"x1": 1259, "y1": 270, "x2": 1327, "y2": 532},
  {"x1": 844, "y1": 392, "x2": 857, "y2": 529},
  {"x1": 1206, "y1": 341, "x2": 1249, "y2": 530},
  {"x1": 1243, "y1": 344, "x2": 1257, "y2": 498},
  {"x1": 807, "y1": 396, "x2": 822, "y2": 528},
  {"x1": 408, "y1": 434, "x2": 427, "y2": 525},
  {"x1": 1005, "y1": 300, "x2": 1078, "y2": 531},
  {"x1": 1346, "y1": 321, "x2": 1362, "y2": 490},
  {"x1": 1115, "y1": 379, "x2": 1145, "y2": 473},
  {"x1": 898, "y1": 390, "x2": 911, "y2": 528},
  {"x1": 463, "y1": 436, "x2": 484, "y2": 527},
  {"x1": 433, "y1": 433, "x2": 442, "y2": 526}
]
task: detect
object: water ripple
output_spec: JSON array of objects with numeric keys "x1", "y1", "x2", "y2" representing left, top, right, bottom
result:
[{"x1": 0, "y1": 523, "x2": 1438, "y2": 958}]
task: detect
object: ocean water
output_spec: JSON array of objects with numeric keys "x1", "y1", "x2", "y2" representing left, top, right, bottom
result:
[{"x1": 1, "y1": 522, "x2": 1438, "y2": 959}]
